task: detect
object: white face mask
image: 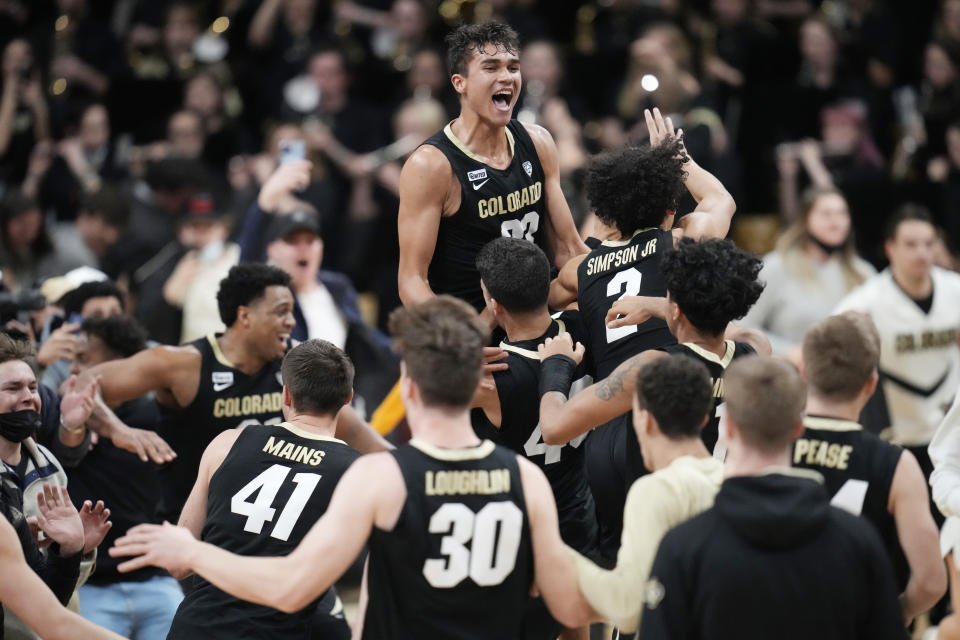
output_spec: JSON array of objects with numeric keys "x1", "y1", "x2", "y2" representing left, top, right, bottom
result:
[{"x1": 198, "y1": 240, "x2": 225, "y2": 263}]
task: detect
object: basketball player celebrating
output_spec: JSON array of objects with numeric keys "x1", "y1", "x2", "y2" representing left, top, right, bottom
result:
[
  {"x1": 795, "y1": 314, "x2": 945, "y2": 624},
  {"x1": 164, "y1": 340, "x2": 359, "y2": 639},
  {"x1": 82, "y1": 264, "x2": 389, "y2": 522},
  {"x1": 473, "y1": 237, "x2": 596, "y2": 640},
  {"x1": 397, "y1": 22, "x2": 587, "y2": 313},
  {"x1": 111, "y1": 297, "x2": 592, "y2": 638},
  {"x1": 538, "y1": 238, "x2": 768, "y2": 557}
]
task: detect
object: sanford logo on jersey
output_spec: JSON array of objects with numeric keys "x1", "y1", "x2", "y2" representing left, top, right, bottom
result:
[
  {"x1": 477, "y1": 182, "x2": 543, "y2": 218},
  {"x1": 467, "y1": 168, "x2": 487, "y2": 182},
  {"x1": 212, "y1": 371, "x2": 234, "y2": 392}
]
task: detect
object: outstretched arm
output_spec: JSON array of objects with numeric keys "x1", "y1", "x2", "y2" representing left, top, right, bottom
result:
[
  {"x1": 398, "y1": 146, "x2": 448, "y2": 307},
  {"x1": 0, "y1": 518, "x2": 125, "y2": 640},
  {"x1": 525, "y1": 122, "x2": 589, "y2": 269},
  {"x1": 537, "y1": 334, "x2": 663, "y2": 445},
  {"x1": 644, "y1": 109, "x2": 735, "y2": 241},
  {"x1": 82, "y1": 345, "x2": 192, "y2": 407},
  {"x1": 724, "y1": 325, "x2": 772, "y2": 356}
]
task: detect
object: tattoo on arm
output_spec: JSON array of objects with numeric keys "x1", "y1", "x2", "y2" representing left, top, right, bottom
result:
[{"x1": 594, "y1": 357, "x2": 643, "y2": 402}]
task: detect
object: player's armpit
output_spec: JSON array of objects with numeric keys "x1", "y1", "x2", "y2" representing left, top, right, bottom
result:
[
  {"x1": 397, "y1": 146, "x2": 449, "y2": 306},
  {"x1": 519, "y1": 457, "x2": 593, "y2": 629}
]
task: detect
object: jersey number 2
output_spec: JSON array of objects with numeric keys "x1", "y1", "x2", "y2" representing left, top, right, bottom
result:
[
  {"x1": 230, "y1": 464, "x2": 321, "y2": 542},
  {"x1": 501, "y1": 212, "x2": 540, "y2": 242},
  {"x1": 422, "y1": 501, "x2": 523, "y2": 588},
  {"x1": 605, "y1": 268, "x2": 643, "y2": 343}
]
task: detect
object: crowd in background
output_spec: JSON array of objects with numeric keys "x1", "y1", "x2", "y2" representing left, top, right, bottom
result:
[{"x1": 0, "y1": 0, "x2": 957, "y2": 343}]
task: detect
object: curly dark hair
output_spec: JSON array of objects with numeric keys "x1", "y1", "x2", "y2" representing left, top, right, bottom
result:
[
  {"x1": 584, "y1": 138, "x2": 688, "y2": 237},
  {"x1": 81, "y1": 316, "x2": 148, "y2": 358},
  {"x1": 635, "y1": 356, "x2": 713, "y2": 441},
  {"x1": 445, "y1": 22, "x2": 520, "y2": 76},
  {"x1": 476, "y1": 237, "x2": 550, "y2": 313},
  {"x1": 662, "y1": 238, "x2": 764, "y2": 336},
  {"x1": 59, "y1": 280, "x2": 124, "y2": 317},
  {"x1": 216, "y1": 264, "x2": 291, "y2": 327}
]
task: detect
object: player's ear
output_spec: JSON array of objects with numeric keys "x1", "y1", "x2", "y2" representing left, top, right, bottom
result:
[
  {"x1": 864, "y1": 369, "x2": 879, "y2": 398},
  {"x1": 281, "y1": 385, "x2": 294, "y2": 410},
  {"x1": 451, "y1": 72, "x2": 467, "y2": 95}
]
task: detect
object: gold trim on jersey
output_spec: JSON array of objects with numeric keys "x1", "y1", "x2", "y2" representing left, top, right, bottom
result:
[
  {"x1": 409, "y1": 438, "x2": 495, "y2": 461},
  {"x1": 600, "y1": 227, "x2": 656, "y2": 247},
  {"x1": 758, "y1": 466, "x2": 825, "y2": 484},
  {"x1": 498, "y1": 318, "x2": 566, "y2": 361},
  {"x1": 803, "y1": 416, "x2": 863, "y2": 433},
  {"x1": 207, "y1": 334, "x2": 235, "y2": 368},
  {"x1": 443, "y1": 122, "x2": 516, "y2": 164},
  {"x1": 280, "y1": 421, "x2": 348, "y2": 445},
  {"x1": 683, "y1": 340, "x2": 736, "y2": 368}
]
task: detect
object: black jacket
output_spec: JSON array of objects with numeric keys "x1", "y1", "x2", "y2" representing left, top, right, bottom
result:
[{"x1": 640, "y1": 471, "x2": 906, "y2": 640}]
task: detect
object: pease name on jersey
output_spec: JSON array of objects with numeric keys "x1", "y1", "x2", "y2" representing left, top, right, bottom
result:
[
  {"x1": 477, "y1": 182, "x2": 542, "y2": 218},
  {"x1": 793, "y1": 439, "x2": 853, "y2": 470}
]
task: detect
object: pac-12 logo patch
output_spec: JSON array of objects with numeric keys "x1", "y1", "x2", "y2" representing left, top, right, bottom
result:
[
  {"x1": 467, "y1": 168, "x2": 487, "y2": 182},
  {"x1": 212, "y1": 371, "x2": 234, "y2": 392},
  {"x1": 522, "y1": 161, "x2": 533, "y2": 176}
]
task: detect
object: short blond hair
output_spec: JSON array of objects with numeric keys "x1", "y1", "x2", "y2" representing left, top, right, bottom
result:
[
  {"x1": 802, "y1": 314, "x2": 879, "y2": 400},
  {"x1": 725, "y1": 356, "x2": 806, "y2": 454}
]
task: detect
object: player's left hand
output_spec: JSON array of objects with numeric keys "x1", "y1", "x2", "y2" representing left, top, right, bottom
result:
[
  {"x1": 538, "y1": 333, "x2": 584, "y2": 364},
  {"x1": 605, "y1": 296, "x2": 662, "y2": 329},
  {"x1": 110, "y1": 522, "x2": 196, "y2": 574},
  {"x1": 79, "y1": 500, "x2": 112, "y2": 554},
  {"x1": 483, "y1": 346, "x2": 508, "y2": 374}
]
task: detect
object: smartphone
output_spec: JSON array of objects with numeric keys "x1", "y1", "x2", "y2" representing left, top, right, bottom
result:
[
  {"x1": 67, "y1": 312, "x2": 84, "y2": 333},
  {"x1": 278, "y1": 139, "x2": 306, "y2": 165}
]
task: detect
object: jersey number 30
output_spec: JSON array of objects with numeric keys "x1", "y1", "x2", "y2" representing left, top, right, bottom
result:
[
  {"x1": 423, "y1": 501, "x2": 523, "y2": 588},
  {"x1": 230, "y1": 464, "x2": 321, "y2": 542}
]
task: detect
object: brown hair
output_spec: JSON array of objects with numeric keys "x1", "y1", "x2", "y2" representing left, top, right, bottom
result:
[
  {"x1": 802, "y1": 314, "x2": 879, "y2": 401},
  {"x1": 725, "y1": 356, "x2": 806, "y2": 454},
  {"x1": 281, "y1": 339, "x2": 354, "y2": 416},
  {"x1": 776, "y1": 186, "x2": 868, "y2": 289},
  {"x1": 388, "y1": 296, "x2": 488, "y2": 410}
]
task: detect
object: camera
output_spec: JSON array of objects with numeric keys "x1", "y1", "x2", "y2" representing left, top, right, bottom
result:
[{"x1": 0, "y1": 284, "x2": 46, "y2": 325}]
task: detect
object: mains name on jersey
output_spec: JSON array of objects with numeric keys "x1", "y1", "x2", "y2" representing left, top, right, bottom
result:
[
  {"x1": 585, "y1": 237, "x2": 659, "y2": 276},
  {"x1": 261, "y1": 435, "x2": 328, "y2": 467}
]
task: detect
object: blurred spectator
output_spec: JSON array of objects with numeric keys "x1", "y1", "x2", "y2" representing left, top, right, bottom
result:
[
  {"x1": 403, "y1": 48, "x2": 457, "y2": 116},
  {"x1": 742, "y1": 186, "x2": 875, "y2": 356},
  {"x1": 617, "y1": 23, "x2": 701, "y2": 123},
  {"x1": 917, "y1": 40, "x2": 960, "y2": 165},
  {"x1": 184, "y1": 72, "x2": 244, "y2": 176},
  {"x1": 67, "y1": 315, "x2": 182, "y2": 639},
  {"x1": 58, "y1": 187, "x2": 130, "y2": 270},
  {"x1": 0, "y1": 39, "x2": 49, "y2": 187},
  {"x1": 930, "y1": 120, "x2": 960, "y2": 249},
  {"x1": 0, "y1": 190, "x2": 87, "y2": 291},
  {"x1": 162, "y1": 192, "x2": 239, "y2": 344}
]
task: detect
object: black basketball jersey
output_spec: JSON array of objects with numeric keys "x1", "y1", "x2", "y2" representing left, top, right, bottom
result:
[
  {"x1": 158, "y1": 334, "x2": 284, "y2": 522},
  {"x1": 659, "y1": 340, "x2": 756, "y2": 456},
  {"x1": 472, "y1": 312, "x2": 598, "y2": 554},
  {"x1": 577, "y1": 228, "x2": 676, "y2": 378},
  {"x1": 792, "y1": 415, "x2": 907, "y2": 590},
  {"x1": 423, "y1": 120, "x2": 548, "y2": 311},
  {"x1": 362, "y1": 440, "x2": 533, "y2": 640},
  {"x1": 170, "y1": 422, "x2": 359, "y2": 639}
]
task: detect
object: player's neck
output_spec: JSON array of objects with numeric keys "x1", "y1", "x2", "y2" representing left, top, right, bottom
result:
[
  {"x1": 408, "y1": 406, "x2": 482, "y2": 449},
  {"x1": 0, "y1": 438, "x2": 20, "y2": 466},
  {"x1": 804, "y1": 394, "x2": 863, "y2": 423},
  {"x1": 674, "y1": 325, "x2": 727, "y2": 355},
  {"x1": 891, "y1": 267, "x2": 933, "y2": 300},
  {"x1": 450, "y1": 114, "x2": 510, "y2": 161},
  {"x1": 724, "y1": 444, "x2": 791, "y2": 479},
  {"x1": 649, "y1": 437, "x2": 710, "y2": 472},
  {"x1": 500, "y1": 310, "x2": 553, "y2": 342},
  {"x1": 285, "y1": 413, "x2": 338, "y2": 439},
  {"x1": 217, "y1": 330, "x2": 269, "y2": 375}
]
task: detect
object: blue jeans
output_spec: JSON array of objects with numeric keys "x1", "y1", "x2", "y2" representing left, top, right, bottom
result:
[{"x1": 78, "y1": 576, "x2": 183, "y2": 640}]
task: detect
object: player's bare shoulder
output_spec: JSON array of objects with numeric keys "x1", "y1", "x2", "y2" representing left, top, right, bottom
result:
[
  {"x1": 400, "y1": 144, "x2": 458, "y2": 216},
  {"x1": 520, "y1": 122, "x2": 559, "y2": 160}
]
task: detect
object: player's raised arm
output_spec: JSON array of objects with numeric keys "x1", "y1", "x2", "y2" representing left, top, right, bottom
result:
[
  {"x1": 0, "y1": 518, "x2": 125, "y2": 640},
  {"x1": 644, "y1": 108, "x2": 736, "y2": 241},
  {"x1": 524, "y1": 122, "x2": 589, "y2": 269},
  {"x1": 537, "y1": 334, "x2": 663, "y2": 445},
  {"x1": 518, "y1": 456, "x2": 593, "y2": 628},
  {"x1": 398, "y1": 145, "x2": 450, "y2": 306}
]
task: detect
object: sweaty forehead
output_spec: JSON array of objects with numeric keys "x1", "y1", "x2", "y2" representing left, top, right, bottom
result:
[
  {"x1": 469, "y1": 42, "x2": 519, "y2": 62},
  {"x1": 258, "y1": 285, "x2": 294, "y2": 307}
]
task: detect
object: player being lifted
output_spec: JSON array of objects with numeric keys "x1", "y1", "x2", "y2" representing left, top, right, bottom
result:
[
  {"x1": 159, "y1": 340, "x2": 360, "y2": 639},
  {"x1": 539, "y1": 239, "x2": 768, "y2": 557},
  {"x1": 398, "y1": 22, "x2": 587, "y2": 313},
  {"x1": 111, "y1": 297, "x2": 591, "y2": 638}
]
